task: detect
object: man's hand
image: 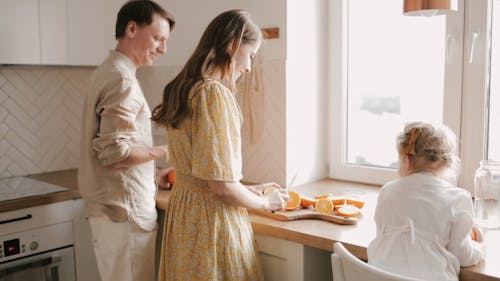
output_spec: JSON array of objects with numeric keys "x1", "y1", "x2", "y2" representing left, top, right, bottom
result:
[{"x1": 156, "y1": 166, "x2": 175, "y2": 189}]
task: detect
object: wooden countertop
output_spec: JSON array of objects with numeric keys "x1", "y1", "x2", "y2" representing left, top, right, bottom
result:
[
  {"x1": 2, "y1": 170, "x2": 498, "y2": 281},
  {"x1": 251, "y1": 179, "x2": 500, "y2": 281},
  {"x1": 250, "y1": 180, "x2": 380, "y2": 260}
]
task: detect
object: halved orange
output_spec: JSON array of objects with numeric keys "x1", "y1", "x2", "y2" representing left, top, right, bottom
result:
[
  {"x1": 285, "y1": 191, "x2": 301, "y2": 210},
  {"x1": 300, "y1": 195, "x2": 317, "y2": 208},
  {"x1": 337, "y1": 205, "x2": 360, "y2": 217},
  {"x1": 315, "y1": 198, "x2": 334, "y2": 215}
]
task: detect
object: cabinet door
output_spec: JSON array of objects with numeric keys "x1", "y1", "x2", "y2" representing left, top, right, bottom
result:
[
  {"x1": 39, "y1": 0, "x2": 68, "y2": 64},
  {"x1": 67, "y1": 0, "x2": 126, "y2": 66},
  {"x1": 255, "y1": 234, "x2": 304, "y2": 281},
  {"x1": 0, "y1": 0, "x2": 40, "y2": 64}
]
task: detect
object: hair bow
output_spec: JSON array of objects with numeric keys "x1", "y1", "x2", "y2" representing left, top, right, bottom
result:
[{"x1": 406, "y1": 127, "x2": 421, "y2": 155}]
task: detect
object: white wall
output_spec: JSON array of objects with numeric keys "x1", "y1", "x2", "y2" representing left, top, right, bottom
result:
[
  {"x1": 285, "y1": 0, "x2": 329, "y2": 187},
  {"x1": 156, "y1": 0, "x2": 287, "y2": 66}
]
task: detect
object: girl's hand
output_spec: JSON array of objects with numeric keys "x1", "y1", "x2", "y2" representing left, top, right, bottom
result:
[
  {"x1": 470, "y1": 227, "x2": 483, "y2": 243},
  {"x1": 262, "y1": 188, "x2": 289, "y2": 211}
]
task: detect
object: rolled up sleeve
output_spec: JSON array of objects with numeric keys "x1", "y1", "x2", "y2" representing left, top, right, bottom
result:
[{"x1": 92, "y1": 78, "x2": 142, "y2": 166}]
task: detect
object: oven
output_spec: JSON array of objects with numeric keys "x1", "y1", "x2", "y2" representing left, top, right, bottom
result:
[{"x1": 0, "y1": 221, "x2": 75, "y2": 281}]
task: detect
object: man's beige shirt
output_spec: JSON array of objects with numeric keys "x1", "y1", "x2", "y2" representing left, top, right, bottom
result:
[{"x1": 78, "y1": 50, "x2": 157, "y2": 231}]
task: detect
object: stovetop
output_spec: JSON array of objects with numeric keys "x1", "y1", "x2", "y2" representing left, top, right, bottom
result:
[{"x1": 0, "y1": 176, "x2": 68, "y2": 201}]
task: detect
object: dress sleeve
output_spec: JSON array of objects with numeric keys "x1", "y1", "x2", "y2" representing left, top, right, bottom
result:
[
  {"x1": 191, "y1": 82, "x2": 243, "y2": 182},
  {"x1": 92, "y1": 76, "x2": 142, "y2": 166},
  {"x1": 447, "y1": 190, "x2": 485, "y2": 266}
]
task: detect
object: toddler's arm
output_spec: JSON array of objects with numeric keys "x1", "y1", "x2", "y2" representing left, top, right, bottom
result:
[{"x1": 447, "y1": 195, "x2": 485, "y2": 266}]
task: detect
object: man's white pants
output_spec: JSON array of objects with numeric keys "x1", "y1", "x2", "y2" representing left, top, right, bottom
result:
[{"x1": 89, "y1": 216, "x2": 156, "y2": 281}]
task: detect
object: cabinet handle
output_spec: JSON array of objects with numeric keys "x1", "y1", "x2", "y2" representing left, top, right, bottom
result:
[{"x1": 0, "y1": 214, "x2": 32, "y2": 225}]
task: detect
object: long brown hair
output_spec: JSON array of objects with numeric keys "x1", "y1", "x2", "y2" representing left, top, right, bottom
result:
[{"x1": 151, "y1": 9, "x2": 262, "y2": 129}]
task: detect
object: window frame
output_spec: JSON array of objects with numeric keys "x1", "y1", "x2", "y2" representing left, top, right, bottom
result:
[
  {"x1": 328, "y1": 0, "x2": 488, "y2": 191},
  {"x1": 459, "y1": 0, "x2": 491, "y2": 191}
]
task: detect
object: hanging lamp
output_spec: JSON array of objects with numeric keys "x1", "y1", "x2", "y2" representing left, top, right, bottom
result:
[{"x1": 403, "y1": 0, "x2": 458, "y2": 16}]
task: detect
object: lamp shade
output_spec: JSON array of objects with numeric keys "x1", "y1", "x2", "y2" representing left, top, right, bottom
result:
[{"x1": 404, "y1": 0, "x2": 458, "y2": 16}]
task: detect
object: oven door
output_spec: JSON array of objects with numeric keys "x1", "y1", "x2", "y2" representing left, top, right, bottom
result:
[{"x1": 0, "y1": 246, "x2": 75, "y2": 281}]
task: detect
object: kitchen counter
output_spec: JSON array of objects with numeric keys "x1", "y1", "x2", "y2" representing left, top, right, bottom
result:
[
  {"x1": 249, "y1": 179, "x2": 500, "y2": 281},
  {"x1": 2, "y1": 170, "x2": 499, "y2": 281},
  {"x1": 0, "y1": 169, "x2": 80, "y2": 213},
  {"x1": 249, "y1": 180, "x2": 380, "y2": 260}
]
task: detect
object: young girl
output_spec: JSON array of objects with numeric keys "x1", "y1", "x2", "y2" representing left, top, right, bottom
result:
[
  {"x1": 151, "y1": 10, "x2": 288, "y2": 281},
  {"x1": 367, "y1": 122, "x2": 485, "y2": 281}
]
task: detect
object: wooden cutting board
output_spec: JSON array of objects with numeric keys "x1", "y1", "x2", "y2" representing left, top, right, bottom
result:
[{"x1": 250, "y1": 208, "x2": 359, "y2": 225}]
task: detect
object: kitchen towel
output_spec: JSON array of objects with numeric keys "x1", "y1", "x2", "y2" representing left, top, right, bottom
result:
[{"x1": 236, "y1": 53, "x2": 265, "y2": 145}]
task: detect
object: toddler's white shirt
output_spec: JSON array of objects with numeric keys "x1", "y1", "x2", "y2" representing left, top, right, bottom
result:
[{"x1": 367, "y1": 173, "x2": 485, "y2": 281}]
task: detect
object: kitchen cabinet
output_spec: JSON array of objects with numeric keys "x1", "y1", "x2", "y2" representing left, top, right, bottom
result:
[
  {"x1": 0, "y1": 0, "x2": 125, "y2": 66},
  {"x1": 0, "y1": 0, "x2": 40, "y2": 64},
  {"x1": 0, "y1": 0, "x2": 67, "y2": 65},
  {"x1": 255, "y1": 234, "x2": 305, "y2": 281},
  {"x1": 67, "y1": 0, "x2": 126, "y2": 66},
  {"x1": 40, "y1": 0, "x2": 68, "y2": 64},
  {"x1": 255, "y1": 234, "x2": 333, "y2": 281}
]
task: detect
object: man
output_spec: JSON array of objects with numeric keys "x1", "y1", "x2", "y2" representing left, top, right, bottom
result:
[{"x1": 78, "y1": 1, "x2": 175, "y2": 281}]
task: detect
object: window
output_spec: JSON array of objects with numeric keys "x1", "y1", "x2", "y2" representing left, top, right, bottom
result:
[
  {"x1": 488, "y1": 0, "x2": 500, "y2": 160},
  {"x1": 330, "y1": 0, "x2": 464, "y2": 185},
  {"x1": 347, "y1": 1, "x2": 447, "y2": 169}
]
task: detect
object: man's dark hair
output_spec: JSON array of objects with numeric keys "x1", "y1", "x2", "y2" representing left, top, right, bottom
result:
[{"x1": 115, "y1": 0, "x2": 175, "y2": 40}]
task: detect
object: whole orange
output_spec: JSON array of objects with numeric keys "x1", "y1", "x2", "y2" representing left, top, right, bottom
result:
[{"x1": 167, "y1": 170, "x2": 176, "y2": 185}]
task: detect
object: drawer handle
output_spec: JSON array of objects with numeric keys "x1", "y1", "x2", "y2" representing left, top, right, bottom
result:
[{"x1": 0, "y1": 214, "x2": 32, "y2": 225}]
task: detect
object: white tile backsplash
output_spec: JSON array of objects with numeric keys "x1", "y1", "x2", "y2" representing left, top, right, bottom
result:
[
  {"x1": 0, "y1": 66, "x2": 93, "y2": 178},
  {"x1": 0, "y1": 61, "x2": 287, "y2": 185}
]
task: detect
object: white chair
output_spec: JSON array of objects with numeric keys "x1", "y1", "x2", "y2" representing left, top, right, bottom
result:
[{"x1": 331, "y1": 242, "x2": 424, "y2": 281}]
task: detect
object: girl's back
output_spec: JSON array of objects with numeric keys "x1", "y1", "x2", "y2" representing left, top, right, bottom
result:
[{"x1": 368, "y1": 122, "x2": 484, "y2": 281}]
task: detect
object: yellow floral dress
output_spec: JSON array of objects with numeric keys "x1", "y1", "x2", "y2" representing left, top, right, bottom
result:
[{"x1": 158, "y1": 79, "x2": 264, "y2": 281}]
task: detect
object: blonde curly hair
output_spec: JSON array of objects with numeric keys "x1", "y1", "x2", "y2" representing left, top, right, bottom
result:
[{"x1": 397, "y1": 122, "x2": 460, "y2": 176}]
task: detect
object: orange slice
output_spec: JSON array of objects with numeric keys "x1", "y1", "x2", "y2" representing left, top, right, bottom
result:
[
  {"x1": 300, "y1": 195, "x2": 317, "y2": 208},
  {"x1": 285, "y1": 191, "x2": 301, "y2": 210},
  {"x1": 337, "y1": 205, "x2": 360, "y2": 217},
  {"x1": 334, "y1": 204, "x2": 342, "y2": 210},
  {"x1": 331, "y1": 197, "x2": 347, "y2": 206},
  {"x1": 346, "y1": 198, "x2": 364, "y2": 209},
  {"x1": 314, "y1": 193, "x2": 333, "y2": 199},
  {"x1": 315, "y1": 198, "x2": 334, "y2": 215}
]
